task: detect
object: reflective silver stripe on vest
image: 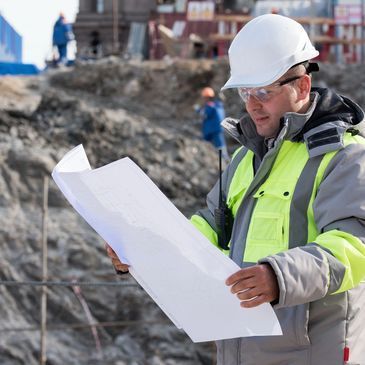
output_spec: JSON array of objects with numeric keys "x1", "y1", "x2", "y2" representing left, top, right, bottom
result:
[
  {"x1": 289, "y1": 154, "x2": 325, "y2": 248},
  {"x1": 195, "y1": 148, "x2": 249, "y2": 232},
  {"x1": 225, "y1": 148, "x2": 249, "y2": 201},
  {"x1": 195, "y1": 207, "x2": 216, "y2": 230},
  {"x1": 229, "y1": 144, "x2": 282, "y2": 265}
]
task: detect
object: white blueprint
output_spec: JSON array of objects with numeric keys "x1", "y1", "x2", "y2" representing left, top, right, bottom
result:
[{"x1": 52, "y1": 145, "x2": 282, "y2": 342}]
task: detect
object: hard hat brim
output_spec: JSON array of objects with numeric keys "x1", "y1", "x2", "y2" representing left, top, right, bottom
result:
[{"x1": 221, "y1": 49, "x2": 319, "y2": 90}]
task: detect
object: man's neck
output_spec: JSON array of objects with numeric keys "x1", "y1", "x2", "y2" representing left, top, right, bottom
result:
[{"x1": 297, "y1": 98, "x2": 312, "y2": 114}]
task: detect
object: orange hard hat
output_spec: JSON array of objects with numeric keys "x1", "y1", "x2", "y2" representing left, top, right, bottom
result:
[{"x1": 201, "y1": 87, "x2": 215, "y2": 98}]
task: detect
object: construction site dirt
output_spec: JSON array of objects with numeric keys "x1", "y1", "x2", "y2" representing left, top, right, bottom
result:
[{"x1": 1, "y1": 58, "x2": 365, "y2": 365}]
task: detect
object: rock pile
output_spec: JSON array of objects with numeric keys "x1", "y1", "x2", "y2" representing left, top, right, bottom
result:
[{"x1": 0, "y1": 58, "x2": 365, "y2": 365}]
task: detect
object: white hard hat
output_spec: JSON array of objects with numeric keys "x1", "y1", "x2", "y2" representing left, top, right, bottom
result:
[{"x1": 222, "y1": 14, "x2": 319, "y2": 90}]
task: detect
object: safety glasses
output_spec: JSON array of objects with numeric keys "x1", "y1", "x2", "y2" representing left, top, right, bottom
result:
[{"x1": 238, "y1": 75, "x2": 303, "y2": 103}]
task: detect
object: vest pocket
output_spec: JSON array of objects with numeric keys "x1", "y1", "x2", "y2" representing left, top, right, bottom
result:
[
  {"x1": 243, "y1": 182, "x2": 292, "y2": 263},
  {"x1": 243, "y1": 212, "x2": 285, "y2": 262}
]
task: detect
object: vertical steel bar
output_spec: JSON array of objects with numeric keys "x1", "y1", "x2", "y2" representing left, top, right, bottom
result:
[
  {"x1": 40, "y1": 176, "x2": 49, "y2": 365},
  {"x1": 112, "y1": 0, "x2": 120, "y2": 53}
]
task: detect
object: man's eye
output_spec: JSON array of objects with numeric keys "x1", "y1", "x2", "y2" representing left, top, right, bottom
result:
[{"x1": 257, "y1": 89, "x2": 269, "y2": 97}]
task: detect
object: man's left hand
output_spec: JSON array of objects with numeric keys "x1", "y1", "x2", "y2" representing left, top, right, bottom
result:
[{"x1": 226, "y1": 264, "x2": 279, "y2": 308}]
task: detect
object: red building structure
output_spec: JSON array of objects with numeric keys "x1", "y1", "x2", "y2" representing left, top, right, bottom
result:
[{"x1": 73, "y1": 1, "x2": 365, "y2": 64}]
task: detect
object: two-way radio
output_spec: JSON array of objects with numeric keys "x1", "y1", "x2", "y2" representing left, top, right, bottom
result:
[{"x1": 214, "y1": 149, "x2": 233, "y2": 250}]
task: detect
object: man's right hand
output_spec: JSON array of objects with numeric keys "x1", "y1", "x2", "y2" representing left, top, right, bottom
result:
[{"x1": 105, "y1": 243, "x2": 130, "y2": 274}]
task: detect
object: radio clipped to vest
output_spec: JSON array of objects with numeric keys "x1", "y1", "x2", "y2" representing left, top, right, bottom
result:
[{"x1": 214, "y1": 150, "x2": 234, "y2": 250}]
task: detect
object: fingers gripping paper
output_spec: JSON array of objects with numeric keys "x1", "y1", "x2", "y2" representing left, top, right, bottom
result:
[{"x1": 52, "y1": 145, "x2": 282, "y2": 342}]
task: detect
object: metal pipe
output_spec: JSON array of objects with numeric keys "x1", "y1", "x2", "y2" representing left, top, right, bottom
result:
[
  {"x1": 112, "y1": 0, "x2": 120, "y2": 53},
  {"x1": 40, "y1": 176, "x2": 49, "y2": 365}
]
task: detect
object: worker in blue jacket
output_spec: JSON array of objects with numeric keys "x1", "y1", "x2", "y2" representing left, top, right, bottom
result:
[
  {"x1": 197, "y1": 87, "x2": 229, "y2": 161},
  {"x1": 52, "y1": 13, "x2": 74, "y2": 66}
]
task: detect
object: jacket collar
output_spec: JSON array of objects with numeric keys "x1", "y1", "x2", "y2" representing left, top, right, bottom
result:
[
  {"x1": 222, "y1": 88, "x2": 365, "y2": 157},
  {"x1": 221, "y1": 92, "x2": 319, "y2": 156}
]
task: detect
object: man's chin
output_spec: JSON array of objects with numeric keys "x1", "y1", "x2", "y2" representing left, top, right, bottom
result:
[{"x1": 257, "y1": 128, "x2": 272, "y2": 139}]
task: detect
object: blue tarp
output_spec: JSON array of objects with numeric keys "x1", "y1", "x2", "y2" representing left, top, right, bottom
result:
[{"x1": 0, "y1": 62, "x2": 40, "y2": 75}]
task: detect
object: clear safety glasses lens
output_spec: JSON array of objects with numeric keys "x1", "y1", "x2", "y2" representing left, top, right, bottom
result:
[
  {"x1": 237, "y1": 75, "x2": 303, "y2": 103},
  {"x1": 238, "y1": 87, "x2": 273, "y2": 103}
]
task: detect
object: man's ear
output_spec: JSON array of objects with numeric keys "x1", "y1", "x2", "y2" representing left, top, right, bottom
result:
[{"x1": 297, "y1": 75, "x2": 311, "y2": 101}]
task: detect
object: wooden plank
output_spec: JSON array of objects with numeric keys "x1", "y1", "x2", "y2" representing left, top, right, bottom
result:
[
  {"x1": 313, "y1": 35, "x2": 365, "y2": 45},
  {"x1": 214, "y1": 15, "x2": 252, "y2": 23},
  {"x1": 213, "y1": 14, "x2": 365, "y2": 26},
  {"x1": 210, "y1": 33, "x2": 365, "y2": 46},
  {"x1": 209, "y1": 33, "x2": 235, "y2": 41}
]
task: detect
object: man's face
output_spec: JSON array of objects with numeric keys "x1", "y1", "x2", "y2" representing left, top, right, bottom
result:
[{"x1": 242, "y1": 73, "x2": 309, "y2": 138}]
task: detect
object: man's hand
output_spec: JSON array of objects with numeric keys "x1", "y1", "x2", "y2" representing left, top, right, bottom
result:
[
  {"x1": 226, "y1": 264, "x2": 279, "y2": 308},
  {"x1": 105, "y1": 243, "x2": 130, "y2": 274}
]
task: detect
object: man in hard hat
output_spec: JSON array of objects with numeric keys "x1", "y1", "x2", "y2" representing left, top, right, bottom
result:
[
  {"x1": 196, "y1": 86, "x2": 230, "y2": 162},
  {"x1": 190, "y1": 14, "x2": 365, "y2": 364},
  {"x1": 106, "y1": 14, "x2": 365, "y2": 364}
]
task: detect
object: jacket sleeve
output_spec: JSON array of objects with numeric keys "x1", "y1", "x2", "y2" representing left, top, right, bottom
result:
[
  {"x1": 190, "y1": 151, "x2": 239, "y2": 251},
  {"x1": 260, "y1": 142, "x2": 365, "y2": 307},
  {"x1": 190, "y1": 175, "x2": 224, "y2": 249}
]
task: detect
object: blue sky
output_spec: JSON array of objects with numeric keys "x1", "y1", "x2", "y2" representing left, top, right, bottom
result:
[{"x1": 0, "y1": 0, "x2": 79, "y2": 69}]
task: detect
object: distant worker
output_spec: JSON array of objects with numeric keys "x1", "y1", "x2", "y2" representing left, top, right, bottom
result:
[
  {"x1": 196, "y1": 87, "x2": 229, "y2": 161},
  {"x1": 52, "y1": 13, "x2": 74, "y2": 66}
]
